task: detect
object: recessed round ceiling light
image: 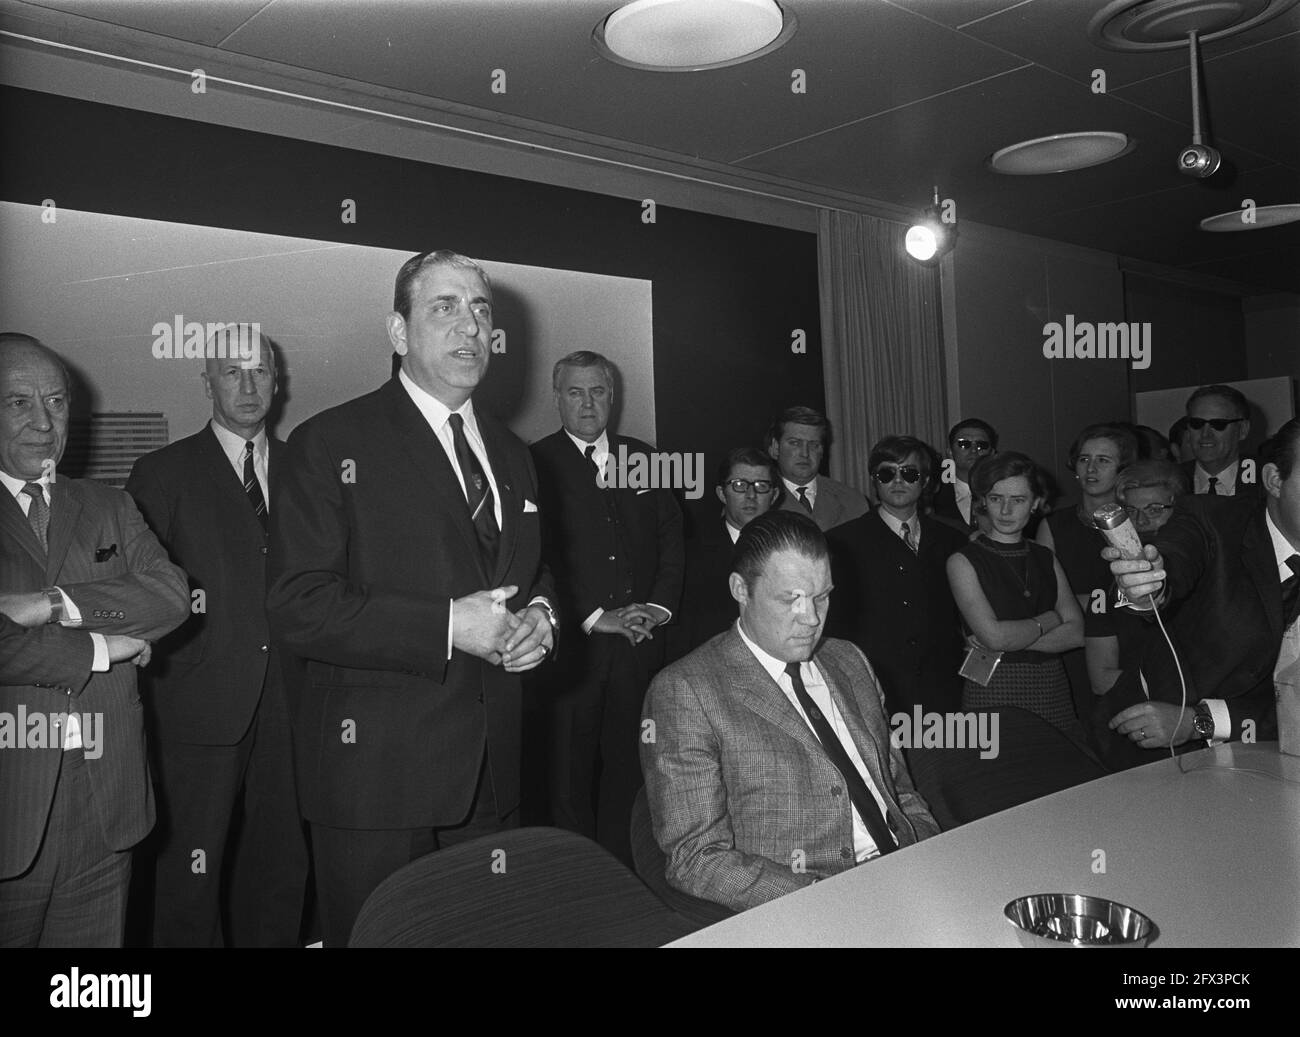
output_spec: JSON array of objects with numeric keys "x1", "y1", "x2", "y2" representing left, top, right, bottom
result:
[
  {"x1": 988, "y1": 132, "x2": 1135, "y2": 174},
  {"x1": 593, "y1": 0, "x2": 797, "y2": 71},
  {"x1": 1199, "y1": 203, "x2": 1300, "y2": 230},
  {"x1": 1089, "y1": 0, "x2": 1300, "y2": 52}
]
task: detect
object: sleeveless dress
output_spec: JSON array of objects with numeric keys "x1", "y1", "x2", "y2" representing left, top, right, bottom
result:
[
  {"x1": 1045, "y1": 505, "x2": 1113, "y2": 637},
  {"x1": 957, "y1": 535, "x2": 1080, "y2": 735}
]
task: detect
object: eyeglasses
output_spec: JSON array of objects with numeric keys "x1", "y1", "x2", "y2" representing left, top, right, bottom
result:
[
  {"x1": 953, "y1": 439, "x2": 992, "y2": 453},
  {"x1": 873, "y1": 464, "x2": 922, "y2": 484},
  {"x1": 724, "y1": 479, "x2": 775, "y2": 494},
  {"x1": 1123, "y1": 503, "x2": 1174, "y2": 520},
  {"x1": 1186, "y1": 417, "x2": 1243, "y2": 432}
]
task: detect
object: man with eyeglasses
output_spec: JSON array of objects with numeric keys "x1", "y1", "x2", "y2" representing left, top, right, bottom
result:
[
  {"x1": 768, "y1": 406, "x2": 868, "y2": 532},
  {"x1": 933, "y1": 418, "x2": 999, "y2": 533},
  {"x1": 827, "y1": 436, "x2": 967, "y2": 715},
  {"x1": 1105, "y1": 421, "x2": 1300, "y2": 755},
  {"x1": 1181, "y1": 384, "x2": 1260, "y2": 498},
  {"x1": 671, "y1": 447, "x2": 781, "y2": 660}
]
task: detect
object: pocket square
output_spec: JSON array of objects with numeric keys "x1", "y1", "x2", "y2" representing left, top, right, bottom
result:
[
  {"x1": 94, "y1": 544, "x2": 119, "y2": 562},
  {"x1": 523, "y1": 499, "x2": 538, "y2": 513}
]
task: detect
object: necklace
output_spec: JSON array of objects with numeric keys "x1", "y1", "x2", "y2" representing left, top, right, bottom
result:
[{"x1": 978, "y1": 536, "x2": 1033, "y2": 598}]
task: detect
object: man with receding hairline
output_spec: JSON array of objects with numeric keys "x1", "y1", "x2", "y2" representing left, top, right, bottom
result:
[
  {"x1": 640, "y1": 510, "x2": 938, "y2": 912},
  {"x1": 127, "y1": 325, "x2": 307, "y2": 947},
  {"x1": 1, "y1": 333, "x2": 188, "y2": 947}
]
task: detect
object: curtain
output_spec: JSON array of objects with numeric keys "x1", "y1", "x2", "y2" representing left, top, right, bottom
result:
[{"x1": 817, "y1": 208, "x2": 947, "y2": 492}]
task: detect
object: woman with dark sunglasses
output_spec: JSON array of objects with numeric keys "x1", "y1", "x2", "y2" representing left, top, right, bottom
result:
[{"x1": 947, "y1": 453, "x2": 1085, "y2": 736}]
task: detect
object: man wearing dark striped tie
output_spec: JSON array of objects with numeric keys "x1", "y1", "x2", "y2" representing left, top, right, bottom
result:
[{"x1": 126, "y1": 325, "x2": 307, "y2": 946}]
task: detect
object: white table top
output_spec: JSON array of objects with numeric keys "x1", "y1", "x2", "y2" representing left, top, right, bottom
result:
[{"x1": 668, "y1": 742, "x2": 1300, "y2": 947}]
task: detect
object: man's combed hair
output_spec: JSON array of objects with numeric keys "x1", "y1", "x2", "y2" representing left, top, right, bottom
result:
[
  {"x1": 730, "y1": 510, "x2": 827, "y2": 592},
  {"x1": 868, "y1": 434, "x2": 941, "y2": 490},
  {"x1": 392, "y1": 250, "x2": 491, "y2": 320},
  {"x1": 947, "y1": 417, "x2": 999, "y2": 450},
  {"x1": 766, "y1": 406, "x2": 830, "y2": 449},
  {"x1": 552, "y1": 350, "x2": 617, "y2": 392},
  {"x1": 1186, "y1": 383, "x2": 1250, "y2": 420},
  {"x1": 1260, "y1": 418, "x2": 1300, "y2": 481},
  {"x1": 1115, "y1": 459, "x2": 1190, "y2": 500},
  {"x1": 716, "y1": 445, "x2": 778, "y2": 488},
  {"x1": 0, "y1": 332, "x2": 71, "y2": 394}
]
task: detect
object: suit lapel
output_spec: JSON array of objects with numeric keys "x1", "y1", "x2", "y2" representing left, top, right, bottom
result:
[
  {"x1": 0, "y1": 486, "x2": 46, "y2": 569},
  {"x1": 383, "y1": 380, "x2": 486, "y2": 581},
  {"x1": 478, "y1": 411, "x2": 519, "y2": 588},
  {"x1": 721, "y1": 629, "x2": 825, "y2": 758},
  {"x1": 45, "y1": 478, "x2": 82, "y2": 581},
  {"x1": 1243, "y1": 506, "x2": 1283, "y2": 644}
]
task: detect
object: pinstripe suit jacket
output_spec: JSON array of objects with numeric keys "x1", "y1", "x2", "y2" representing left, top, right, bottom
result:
[
  {"x1": 1, "y1": 476, "x2": 189, "y2": 878},
  {"x1": 640, "y1": 627, "x2": 940, "y2": 912},
  {"x1": 776, "y1": 474, "x2": 869, "y2": 532}
]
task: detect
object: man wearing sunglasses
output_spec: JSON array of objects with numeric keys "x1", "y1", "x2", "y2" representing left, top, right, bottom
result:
[
  {"x1": 1181, "y1": 384, "x2": 1260, "y2": 498},
  {"x1": 932, "y1": 418, "x2": 999, "y2": 533},
  {"x1": 827, "y1": 436, "x2": 967, "y2": 715},
  {"x1": 672, "y1": 447, "x2": 781, "y2": 661}
]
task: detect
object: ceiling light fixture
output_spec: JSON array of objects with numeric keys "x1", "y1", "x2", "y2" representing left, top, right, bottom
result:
[
  {"x1": 1176, "y1": 29, "x2": 1220, "y2": 177},
  {"x1": 1200, "y1": 203, "x2": 1300, "y2": 231},
  {"x1": 593, "y1": 0, "x2": 797, "y2": 71},
  {"x1": 988, "y1": 131, "x2": 1135, "y2": 174},
  {"x1": 905, "y1": 187, "x2": 958, "y2": 265}
]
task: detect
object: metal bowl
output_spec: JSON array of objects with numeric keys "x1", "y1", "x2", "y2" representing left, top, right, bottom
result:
[{"x1": 1004, "y1": 894, "x2": 1155, "y2": 948}]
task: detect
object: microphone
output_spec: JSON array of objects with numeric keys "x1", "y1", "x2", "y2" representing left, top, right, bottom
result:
[{"x1": 1093, "y1": 503, "x2": 1152, "y2": 611}]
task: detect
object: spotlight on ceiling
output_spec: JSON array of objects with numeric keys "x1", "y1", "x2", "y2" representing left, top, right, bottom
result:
[
  {"x1": 593, "y1": 0, "x2": 797, "y2": 71},
  {"x1": 905, "y1": 188, "x2": 958, "y2": 265}
]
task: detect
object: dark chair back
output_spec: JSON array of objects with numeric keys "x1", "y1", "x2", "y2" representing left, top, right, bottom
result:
[
  {"x1": 349, "y1": 826, "x2": 693, "y2": 947},
  {"x1": 630, "y1": 786, "x2": 736, "y2": 930},
  {"x1": 904, "y1": 706, "x2": 1108, "y2": 829}
]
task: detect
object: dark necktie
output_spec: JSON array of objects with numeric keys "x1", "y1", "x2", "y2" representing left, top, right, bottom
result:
[
  {"x1": 242, "y1": 441, "x2": 268, "y2": 529},
  {"x1": 584, "y1": 444, "x2": 603, "y2": 487},
  {"x1": 797, "y1": 486, "x2": 813, "y2": 514},
  {"x1": 21, "y1": 482, "x2": 49, "y2": 550},
  {"x1": 784, "y1": 661, "x2": 896, "y2": 856},
  {"x1": 1283, "y1": 556, "x2": 1300, "y2": 629},
  {"x1": 900, "y1": 520, "x2": 917, "y2": 554},
  {"x1": 448, "y1": 412, "x2": 500, "y2": 573},
  {"x1": 1207, "y1": 476, "x2": 1219, "y2": 495}
]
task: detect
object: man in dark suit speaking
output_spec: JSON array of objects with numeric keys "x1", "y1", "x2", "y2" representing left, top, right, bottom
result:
[
  {"x1": 127, "y1": 327, "x2": 307, "y2": 947},
  {"x1": 641, "y1": 511, "x2": 939, "y2": 912},
  {"x1": 0, "y1": 334, "x2": 189, "y2": 947},
  {"x1": 531, "y1": 351, "x2": 683, "y2": 864},
  {"x1": 266, "y1": 251, "x2": 556, "y2": 947}
]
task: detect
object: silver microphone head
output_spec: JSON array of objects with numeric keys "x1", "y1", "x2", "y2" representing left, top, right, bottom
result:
[{"x1": 1092, "y1": 502, "x2": 1127, "y2": 530}]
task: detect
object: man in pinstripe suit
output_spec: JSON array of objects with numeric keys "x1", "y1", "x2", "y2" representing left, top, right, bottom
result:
[
  {"x1": 640, "y1": 510, "x2": 939, "y2": 912},
  {"x1": 0, "y1": 334, "x2": 189, "y2": 947}
]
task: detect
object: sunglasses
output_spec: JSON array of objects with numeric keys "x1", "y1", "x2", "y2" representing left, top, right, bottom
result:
[
  {"x1": 953, "y1": 438, "x2": 992, "y2": 453},
  {"x1": 1187, "y1": 417, "x2": 1243, "y2": 432},
  {"x1": 724, "y1": 479, "x2": 775, "y2": 494},
  {"x1": 873, "y1": 464, "x2": 922, "y2": 484}
]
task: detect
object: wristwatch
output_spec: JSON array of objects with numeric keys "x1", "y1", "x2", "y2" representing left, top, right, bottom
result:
[
  {"x1": 532, "y1": 598, "x2": 559, "y2": 636},
  {"x1": 44, "y1": 587, "x2": 64, "y2": 625},
  {"x1": 1191, "y1": 701, "x2": 1216, "y2": 740}
]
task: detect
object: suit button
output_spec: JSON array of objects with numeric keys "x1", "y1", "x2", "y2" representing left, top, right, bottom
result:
[
  {"x1": 260, "y1": 644, "x2": 268, "y2": 653},
  {"x1": 902, "y1": 600, "x2": 910, "y2": 607},
  {"x1": 608, "y1": 555, "x2": 616, "y2": 561},
  {"x1": 897, "y1": 565, "x2": 905, "y2": 573},
  {"x1": 261, "y1": 546, "x2": 268, "y2": 555},
  {"x1": 830, "y1": 786, "x2": 841, "y2": 797},
  {"x1": 840, "y1": 847, "x2": 852, "y2": 860}
]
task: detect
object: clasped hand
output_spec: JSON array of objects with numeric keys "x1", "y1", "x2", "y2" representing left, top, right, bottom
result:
[
  {"x1": 594, "y1": 603, "x2": 666, "y2": 646},
  {"x1": 451, "y1": 586, "x2": 554, "y2": 672}
]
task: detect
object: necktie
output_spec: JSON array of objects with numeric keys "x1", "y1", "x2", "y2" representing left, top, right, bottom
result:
[
  {"x1": 797, "y1": 486, "x2": 813, "y2": 514},
  {"x1": 900, "y1": 521, "x2": 917, "y2": 554},
  {"x1": 448, "y1": 412, "x2": 500, "y2": 574},
  {"x1": 21, "y1": 482, "x2": 49, "y2": 550},
  {"x1": 584, "y1": 444, "x2": 603, "y2": 487},
  {"x1": 1283, "y1": 556, "x2": 1300, "y2": 629},
  {"x1": 1207, "y1": 476, "x2": 1219, "y2": 495},
  {"x1": 243, "y1": 441, "x2": 268, "y2": 529},
  {"x1": 784, "y1": 661, "x2": 896, "y2": 856}
]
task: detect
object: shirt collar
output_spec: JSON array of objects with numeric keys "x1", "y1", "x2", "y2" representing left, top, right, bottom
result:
[
  {"x1": 1264, "y1": 508, "x2": 1299, "y2": 582},
  {"x1": 1195, "y1": 459, "x2": 1239, "y2": 490},
  {"x1": 782, "y1": 475, "x2": 816, "y2": 496},
  {"x1": 724, "y1": 519, "x2": 742, "y2": 544},
  {"x1": 877, "y1": 505, "x2": 918, "y2": 537},
  {"x1": 565, "y1": 428, "x2": 608, "y2": 460},
  {"x1": 953, "y1": 477, "x2": 970, "y2": 499},
  {"x1": 0, "y1": 468, "x2": 47, "y2": 501},
  {"x1": 736, "y1": 619, "x2": 802, "y2": 686},
  {"x1": 209, "y1": 419, "x2": 268, "y2": 466},
  {"x1": 399, "y1": 368, "x2": 477, "y2": 436}
]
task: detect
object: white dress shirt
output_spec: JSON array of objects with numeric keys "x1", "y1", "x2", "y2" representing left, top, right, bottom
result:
[
  {"x1": 209, "y1": 419, "x2": 270, "y2": 510},
  {"x1": 953, "y1": 478, "x2": 972, "y2": 525},
  {"x1": 736, "y1": 622, "x2": 892, "y2": 862},
  {"x1": 725, "y1": 520, "x2": 741, "y2": 545},
  {"x1": 877, "y1": 506, "x2": 921, "y2": 551},
  {"x1": 782, "y1": 475, "x2": 817, "y2": 512},
  {"x1": 1193, "y1": 459, "x2": 1240, "y2": 496},
  {"x1": 1267, "y1": 509, "x2": 1300, "y2": 696},
  {"x1": 1, "y1": 470, "x2": 109, "y2": 748}
]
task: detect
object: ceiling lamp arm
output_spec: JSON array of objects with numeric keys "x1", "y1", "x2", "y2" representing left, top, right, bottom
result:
[{"x1": 1188, "y1": 29, "x2": 1207, "y2": 146}]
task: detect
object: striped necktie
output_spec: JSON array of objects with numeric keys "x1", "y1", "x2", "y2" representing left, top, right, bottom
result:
[
  {"x1": 243, "y1": 440, "x2": 268, "y2": 529},
  {"x1": 901, "y1": 520, "x2": 918, "y2": 554},
  {"x1": 797, "y1": 486, "x2": 813, "y2": 514},
  {"x1": 448, "y1": 412, "x2": 500, "y2": 574}
]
